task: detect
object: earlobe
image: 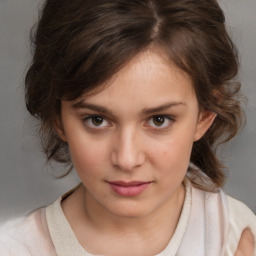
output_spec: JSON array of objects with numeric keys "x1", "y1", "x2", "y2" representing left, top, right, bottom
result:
[{"x1": 194, "y1": 110, "x2": 216, "y2": 142}]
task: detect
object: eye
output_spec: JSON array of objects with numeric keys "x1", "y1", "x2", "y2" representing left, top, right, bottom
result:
[
  {"x1": 83, "y1": 115, "x2": 111, "y2": 129},
  {"x1": 146, "y1": 115, "x2": 173, "y2": 129}
]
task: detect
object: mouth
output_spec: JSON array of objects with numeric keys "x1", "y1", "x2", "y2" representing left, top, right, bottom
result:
[{"x1": 107, "y1": 181, "x2": 152, "y2": 197}]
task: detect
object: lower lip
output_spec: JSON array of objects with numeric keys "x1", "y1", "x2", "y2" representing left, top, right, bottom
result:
[{"x1": 108, "y1": 182, "x2": 151, "y2": 197}]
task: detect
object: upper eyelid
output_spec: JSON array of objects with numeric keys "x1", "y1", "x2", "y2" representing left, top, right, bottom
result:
[
  {"x1": 74, "y1": 104, "x2": 115, "y2": 121},
  {"x1": 83, "y1": 114, "x2": 105, "y2": 119},
  {"x1": 82, "y1": 114, "x2": 174, "y2": 125},
  {"x1": 79, "y1": 109, "x2": 175, "y2": 118},
  {"x1": 82, "y1": 114, "x2": 111, "y2": 122},
  {"x1": 148, "y1": 114, "x2": 175, "y2": 120},
  {"x1": 81, "y1": 111, "x2": 116, "y2": 121},
  {"x1": 82, "y1": 117, "x2": 112, "y2": 131},
  {"x1": 144, "y1": 115, "x2": 174, "y2": 128}
]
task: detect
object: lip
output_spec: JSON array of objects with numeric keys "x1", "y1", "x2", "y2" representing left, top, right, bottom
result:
[{"x1": 107, "y1": 181, "x2": 152, "y2": 197}]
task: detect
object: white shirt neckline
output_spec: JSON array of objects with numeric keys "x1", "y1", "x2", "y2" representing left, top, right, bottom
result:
[{"x1": 46, "y1": 180, "x2": 192, "y2": 256}]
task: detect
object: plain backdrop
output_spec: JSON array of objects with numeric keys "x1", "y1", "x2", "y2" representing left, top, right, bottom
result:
[{"x1": 0, "y1": 0, "x2": 255, "y2": 222}]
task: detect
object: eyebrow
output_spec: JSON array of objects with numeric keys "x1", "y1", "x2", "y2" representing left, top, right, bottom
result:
[
  {"x1": 72, "y1": 101, "x2": 186, "y2": 116},
  {"x1": 141, "y1": 102, "x2": 186, "y2": 114},
  {"x1": 72, "y1": 101, "x2": 115, "y2": 116}
]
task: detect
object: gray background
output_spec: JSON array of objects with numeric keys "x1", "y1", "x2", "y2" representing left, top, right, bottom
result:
[{"x1": 0, "y1": 0, "x2": 255, "y2": 222}]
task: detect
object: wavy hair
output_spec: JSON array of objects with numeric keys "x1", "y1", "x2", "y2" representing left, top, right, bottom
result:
[{"x1": 25, "y1": 0, "x2": 244, "y2": 188}]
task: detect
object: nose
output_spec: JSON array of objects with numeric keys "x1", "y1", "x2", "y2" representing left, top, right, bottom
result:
[{"x1": 111, "y1": 128, "x2": 145, "y2": 171}]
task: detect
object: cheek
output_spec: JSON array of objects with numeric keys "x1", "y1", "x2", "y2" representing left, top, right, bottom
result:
[
  {"x1": 67, "y1": 136, "x2": 109, "y2": 176},
  {"x1": 150, "y1": 132, "x2": 195, "y2": 175}
]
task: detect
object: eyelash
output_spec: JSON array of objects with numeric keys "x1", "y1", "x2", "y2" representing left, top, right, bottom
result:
[
  {"x1": 82, "y1": 115, "x2": 174, "y2": 130},
  {"x1": 145, "y1": 115, "x2": 174, "y2": 130},
  {"x1": 82, "y1": 115, "x2": 111, "y2": 129}
]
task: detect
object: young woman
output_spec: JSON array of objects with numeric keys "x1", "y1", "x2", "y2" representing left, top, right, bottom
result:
[{"x1": 0, "y1": 0, "x2": 255, "y2": 255}]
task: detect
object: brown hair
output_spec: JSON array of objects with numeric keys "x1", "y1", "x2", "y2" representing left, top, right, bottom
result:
[{"x1": 25, "y1": 0, "x2": 244, "y2": 189}]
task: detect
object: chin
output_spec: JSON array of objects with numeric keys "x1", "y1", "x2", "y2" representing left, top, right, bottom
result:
[{"x1": 106, "y1": 201, "x2": 155, "y2": 219}]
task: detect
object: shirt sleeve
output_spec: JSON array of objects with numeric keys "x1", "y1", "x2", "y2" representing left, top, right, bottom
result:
[
  {"x1": 0, "y1": 208, "x2": 57, "y2": 256},
  {"x1": 0, "y1": 217, "x2": 34, "y2": 256}
]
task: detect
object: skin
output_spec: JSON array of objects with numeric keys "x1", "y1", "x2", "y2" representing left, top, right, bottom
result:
[
  {"x1": 235, "y1": 228, "x2": 254, "y2": 256},
  {"x1": 57, "y1": 50, "x2": 253, "y2": 255}
]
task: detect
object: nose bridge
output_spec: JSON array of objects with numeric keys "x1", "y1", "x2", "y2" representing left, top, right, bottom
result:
[{"x1": 111, "y1": 126, "x2": 144, "y2": 171}]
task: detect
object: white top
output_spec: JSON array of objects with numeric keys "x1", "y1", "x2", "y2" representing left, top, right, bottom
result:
[{"x1": 0, "y1": 180, "x2": 256, "y2": 255}]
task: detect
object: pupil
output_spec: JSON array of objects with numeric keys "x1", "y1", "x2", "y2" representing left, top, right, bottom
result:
[
  {"x1": 153, "y1": 116, "x2": 164, "y2": 126},
  {"x1": 92, "y1": 116, "x2": 103, "y2": 126}
]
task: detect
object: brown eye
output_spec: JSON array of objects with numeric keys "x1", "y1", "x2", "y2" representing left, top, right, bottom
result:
[
  {"x1": 146, "y1": 115, "x2": 173, "y2": 129},
  {"x1": 152, "y1": 116, "x2": 165, "y2": 126},
  {"x1": 84, "y1": 115, "x2": 111, "y2": 128},
  {"x1": 91, "y1": 116, "x2": 104, "y2": 126}
]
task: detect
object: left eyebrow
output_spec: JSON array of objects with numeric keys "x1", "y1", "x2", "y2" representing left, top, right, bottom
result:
[{"x1": 141, "y1": 102, "x2": 186, "y2": 114}]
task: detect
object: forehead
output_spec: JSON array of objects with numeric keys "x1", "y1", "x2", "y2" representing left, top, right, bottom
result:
[{"x1": 72, "y1": 50, "x2": 196, "y2": 110}]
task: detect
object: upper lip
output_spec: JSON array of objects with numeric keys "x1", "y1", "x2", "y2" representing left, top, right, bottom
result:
[{"x1": 108, "y1": 181, "x2": 151, "y2": 187}]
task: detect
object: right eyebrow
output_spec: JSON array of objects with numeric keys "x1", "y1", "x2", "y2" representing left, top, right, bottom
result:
[{"x1": 71, "y1": 101, "x2": 115, "y2": 116}]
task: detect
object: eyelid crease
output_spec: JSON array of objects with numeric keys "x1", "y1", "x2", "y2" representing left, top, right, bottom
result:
[{"x1": 82, "y1": 115, "x2": 112, "y2": 129}]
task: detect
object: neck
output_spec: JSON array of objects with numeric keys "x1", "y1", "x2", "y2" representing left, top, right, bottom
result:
[{"x1": 62, "y1": 183, "x2": 185, "y2": 255}]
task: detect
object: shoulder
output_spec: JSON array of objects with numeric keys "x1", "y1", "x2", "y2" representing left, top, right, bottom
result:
[
  {"x1": 191, "y1": 184, "x2": 256, "y2": 255},
  {"x1": 0, "y1": 208, "x2": 56, "y2": 256},
  {"x1": 227, "y1": 196, "x2": 256, "y2": 221},
  {"x1": 225, "y1": 195, "x2": 256, "y2": 255},
  {"x1": 227, "y1": 195, "x2": 256, "y2": 233}
]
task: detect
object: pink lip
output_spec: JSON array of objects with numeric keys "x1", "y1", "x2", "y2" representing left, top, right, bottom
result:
[{"x1": 108, "y1": 181, "x2": 151, "y2": 197}]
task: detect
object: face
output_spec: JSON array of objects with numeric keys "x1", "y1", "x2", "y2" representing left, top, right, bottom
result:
[{"x1": 59, "y1": 50, "x2": 215, "y2": 218}]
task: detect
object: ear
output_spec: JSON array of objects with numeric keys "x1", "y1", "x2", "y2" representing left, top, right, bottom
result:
[
  {"x1": 194, "y1": 109, "x2": 216, "y2": 142},
  {"x1": 54, "y1": 117, "x2": 68, "y2": 142}
]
